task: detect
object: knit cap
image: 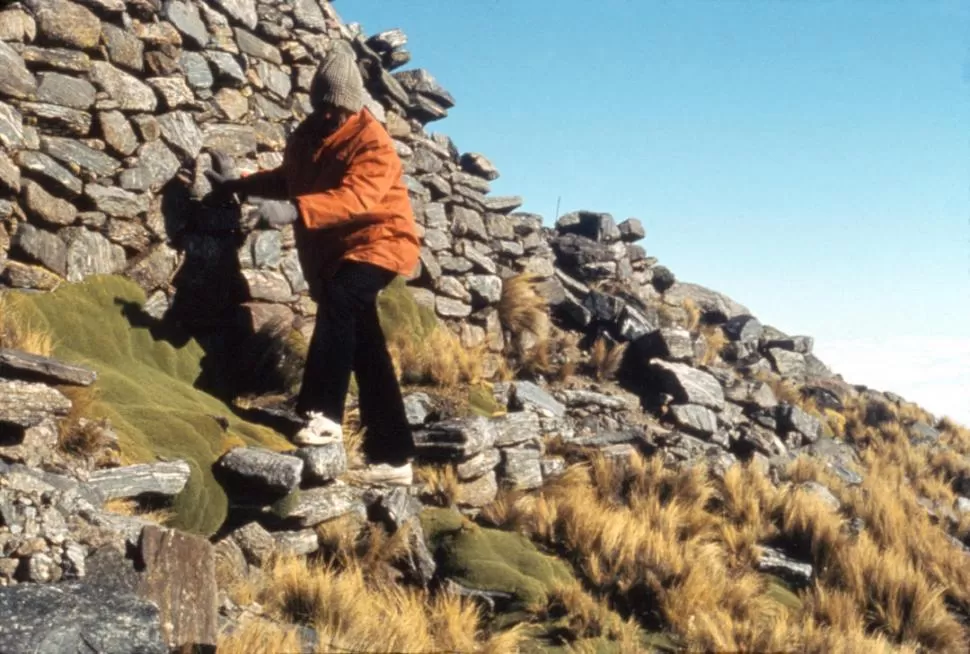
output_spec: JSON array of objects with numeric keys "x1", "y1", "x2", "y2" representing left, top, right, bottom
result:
[{"x1": 311, "y1": 43, "x2": 365, "y2": 113}]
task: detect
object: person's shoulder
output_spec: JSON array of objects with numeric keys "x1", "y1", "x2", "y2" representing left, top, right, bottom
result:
[{"x1": 355, "y1": 109, "x2": 393, "y2": 146}]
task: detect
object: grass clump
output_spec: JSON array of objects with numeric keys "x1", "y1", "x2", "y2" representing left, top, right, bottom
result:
[{"x1": 0, "y1": 292, "x2": 55, "y2": 356}]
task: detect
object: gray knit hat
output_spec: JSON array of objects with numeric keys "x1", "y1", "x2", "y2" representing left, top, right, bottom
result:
[{"x1": 311, "y1": 43, "x2": 365, "y2": 113}]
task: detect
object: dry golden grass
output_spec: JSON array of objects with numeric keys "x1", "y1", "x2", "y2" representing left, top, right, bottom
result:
[
  {"x1": 698, "y1": 324, "x2": 728, "y2": 366},
  {"x1": 55, "y1": 385, "x2": 114, "y2": 459},
  {"x1": 499, "y1": 273, "x2": 549, "y2": 339},
  {"x1": 216, "y1": 617, "x2": 303, "y2": 654},
  {"x1": 681, "y1": 298, "x2": 701, "y2": 331},
  {"x1": 103, "y1": 498, "x2": 174, "y2": 526},
  {"x1": 529, "y1": 581, "x2": 644, "y2": 651},
  {"x1": 0, "y1": 293, "x2": 55, "y2": 356},
  {"x1": 588, "y1": 336, "x2": 626, "y2": 382},
  {"x1": 255, "y1": 555, "x2": 523, "y2": 652},
  {"x1": 390, "y1": 324, "x2": 486, "y2": 388},
  {"x1": 416, "y1": 464, "x2": 460, "y2": 507}
]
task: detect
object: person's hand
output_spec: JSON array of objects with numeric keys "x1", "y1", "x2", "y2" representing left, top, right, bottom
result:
[
  {"x1": 202, "y1": 151, "x2": 241, "y2": 205},
  {"x1": 256, "y1": 200, "x2": 299, "y2": 227}
]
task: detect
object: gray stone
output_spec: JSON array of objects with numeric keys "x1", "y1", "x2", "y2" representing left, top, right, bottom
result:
[
  {"x1": 291, "y1": 0, "x2": 326, "y2": 30},
  {"x1": 664, "y1": 282, "x2": 750, "y2": 323},
  {"x1": 483, "y1": 196, "x2": 523, "y2": 214},
  {"x1": 451, "y1": 206, "x2": 488, "y2": 241},
  {"x1": 88, "y1": 461, "x2": 191, "y2": 501},
  {"x1": 558, "y1": 390, "x2": 628, "y2": 411},
  {"x1": 23, "y1": 180, "x2": 76, "y2": 226},
  {"x1": 451, "y1": 171, "x2": 491, "y2": 193},
  {"x1": 557, "y1": 210, "x2": 621, "y2": 243},
  {"x1": 148, "y1": 77, "x2": 194, "y2": 110},
  {"x1": 123, "y1": 244, "x2": 178, "y2": 292},
  {"x1": 458, "y1": 152, "x2": 497, "y2": 180},
  {"x1": 636, "y1": 327, "x2": 694, "y2": 362},
  {"x1": 435, "y1": 275, "x2": 471, "y2": 301},
  {"x1": 274, "y1": 529, "x2": 319, "y2": 558},
  {"x1": 257, "y1": 61, "x2": 291, "y2": 100},
  {"x1": 180, "y1": 52, "x2": 214, "y2": 89},
  {"x1": 511, "y1": 381, "x2": 566, "y2": 418},
  {"x1": 396, "y1": 69, "x2": 455, "y2": 109},
  {"x1": 216, "y1": 448, "x2": 303, "y2": 495},
  {"x1": 164, "y1": 0, "x2": 209, "y2": 48},
  {"x1": 455, "y1": 241, "x2": 498, "y2": 274},
  {"x1": 234, "y1": 27, "x2": 282, "y2": 63},
  {"x1": 763, "y1": 335, "x2": 814, "y2": 355},
  {"x1": 617, "y1": 217, "x2": 645, "y2": 242},
  {"x1": 491, "y1": 411, "x2": 542, "y2": 448},
  {"x1": 540, "y1": 456, "x2": 567, "y2": 479},
  {"x1": 242, "y1": 270, "x2": 295, "y2": 302},
  {"x1": 12, "y1": 223, "x2": 67, "y2": 275},
  {"x1": 413, "y1": 416, "x2": 496, "y2": 460},
  {"x1": 404, "y1": 392, "x2": 434, "y2": 427},
  {"x1": 210, "y1": 0, "x2": 258, "y2": 29},
  {"x1": 0, "y1": 582, "x2": 166, "y2": 654},
  {"x1": 455, "y1": 471, "x2": 498, "y2": 508},
  {"x1": 36, "y1": 73, "x2": 96, "y2": 109},
  {"x1": 1, "y1": 261, "x2": 62, "y2": 290},
  {"x1": 139, "y1": 140, "x2": 182, "y2": 188},
  {"x1": 466, "y1": 274, "x2": 502, "y2": 306},
  {"x1": 436, "y1": 296, "x2": 472, "y2": 318},
  {"x1": 798, "y1": 481, "x2": 841, "y2": 511},
  {"x1": 101, "y1": 23, "x2": 144, "y2": 73},
  {"x1": 410, "y1": 94, "x2": 447, "y2": 123},
  {"x1": 22, "y1": 46, "x2": 91, "y2": 73},
  {"x1": 212, "y1": 87, "x2": 248, "y2": 120},
  {"x1": 499, "y1": 447, "x2": 543, "y2": 490},
  {"x1": 293, "y1": 445, "x2": 347, "y2": 485},
  {"x1": 18, "y1": 102, "x2": 91, "y2": 136},
  {"x1": 777, "y1": 405, "x2": 822, "y2": 443},
  {"x1": 0, "y1": 380, "x2": 71, "y2": 427},
  {"x1": 204, "y1": 51, "x2": 247, "y2": 87},
  {"x1": 158, "y1": 111, "x2": 204, "y2": 160},
  {"x1": 0, "y1": 349, "x2": 96, "y2": 386},
  {"x1": 799, "y1": 437, "x2": 863, "y2": 486},
  {"x1": 909, "y1": 421, "x2": 941, "y2": 446},
  {"x1": 65, "y1": 229, "x2": 125, "y2": 282},
  {"x1": 203, "y1": 123, "x2": 257, "y2": 157},
  {"x1": 757, "y1": 546, "x2": 812, "y2": 588},
  {"x1": 90, "y1": 62, "x2": 157, "y2": 112},
  {"x1": 280, "y1": 251, "x2": 308, "y2": 294},
  {"x1": 40, "y1": 136, "x2": 119, "y2": 178},
  {"x1": 736, "y1": 424, "x2": 787, "y2": 458},
  {"x1": 0, "y1": 101, "x2": 25, "y2": 149},
  {"x1": 723, "y1": 315, "x2": 764, "y2": 343},
  {"x1": 278, "y1": 485, "x2": 366, "y2": 528},
  {"x1": 423, "y1": 228, "x2": 451, "y2": 252},
  {"x1": 650, "y1": 360, "x2": 725, "y2": 410},
  {"x1": 231, "y1": 521, "x2": 275, "y2": 566},
  {"x1": 251, "y1": 230, "x2": 282, "y2": 268},
  {"x1": 98, "y1": 111, "x2": 139, "y2": 156},
  {"x1": 456, "y1": 449, "x2": 501, "y2": 481},
  {"x1": 767, "y1": 348, "x2": 807, "y2": 378},
  {"x1": 27, "y1": 0, "x2": 101, "y2": 49}
]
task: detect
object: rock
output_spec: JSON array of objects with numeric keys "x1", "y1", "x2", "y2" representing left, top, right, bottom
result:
[
  {"x1": 203, "y1": 123, "x2": 257, "y2": 157},
  {"x1": 466, "y1": 274, "x2": 502, "y2": 306},
  {"x1": 799, "y1": 437, "x2": 863, "y2": 486},
  {"x1": 85, "y1": 184, "x2": 149, "y2": 218},
  {"x1": 456, "y1": 449, "x2": 502, "y2": 481},
  {"x1": 276, "y1": 484, "x2": 366, "y2": 528},
  {"x1": 241, "y1": 269, "x2": 294, "y2": 303},
  {"x1": 0, "y1": 349, "x2": 96, "y2": 386},
  {"x1": 40, "y1": 136, "x2": 119, "y2": 177},
  {"x1": 257, "y1": 61, "x2": 291, "y2": 100},
  {"x1": 98, "y1": 111, "x2": 139, "y2": 156},
  {"x1": 0, "y1": 102, "x2": 25, "y2": 148},
  {"x1": 23, "y1": 180, "x2": 76, "y2": 226},
  {"x1": 763, "y1": 335, "x2": 814, "y2": 355},
  {"x1": 435, "y1": 275, "x2": 471, "y2": 302},
  {"x1": 210, "y1": 0, "x2": 258, "y2": 30},
  {"x1": 451, "y1": 206, "x2": 488, "y2": 241},
  {"x1": 558, "y1": 390, "x2": 628, "y2": 411},
  {"x1": 157, "y1": 111, "x2": 203, "y2": 160},
  {"x1": 27, "y1": 0, "x2": 101, "y2": 49},
  {"x1": 205, "y1": 51, "x2": 247, "y2": 87},
  {"x1": 777, "y1": 405, "x2": 822, "y2": 443},
  {"x1": 908, "y1": 421, "x2": 941, "y2": 446},
  {"x1": 234, "y1": 27, "x2": 281, "y2": 64},
  {"x1": 404, "y1": 392, "x2": 434, "y2": 427},
  {"x1": 291, "y1": 0, "x2": 326, "y2": 31},
  {"x1": 100, "y1": 24, "x2": 144, "y2": 73},
  {"x1": 499, "y1": 447, "x2": 543, "y2": 490},
  {"x1": 484, "y1": 196, "x2": 523, "y2": 214},
  {"x1": 0, "y1": 41, "x2": 35, "y2": 100},
  {"x1": 0, "y1": 417, "x2": 59, "y2": 467},
  {"x1": 455, "y1": 241, "x2": 497, "y2": 274},
  {"x1": 213, "y1": 88, "x2": 248, "y2": 120},
  {"x1": 735, "y1": 424, "x2": 787, "y2": 458},
  {"x1": 0, "y1": 8, "x2": 35, "y2": 42},
  {"x1": 87, "y1": 461, "x2": 192, "y2": 501},
  {"x1": 757, "y1": 546, "x2": 812, "y2": 588},
  {"x1": 19, "y1": 102, "x2": 91, "y2": 136},
  {"x1": 2, "y1": 261, "x2": 62, "y2": 290},
  {"x1": 148, "y1": 77, "x2": 194, "y2": 111},
  {"x1": 16, "y1": 151, "x2": 84, "y2": 196},
  {"x1": 163, "y1": 0, "x2": 209, "y2": 48},
  {"x1": 767, "y1": 348, "x2": 807, "y2": 379},
  {"x1": 669, "y1": 404, "x2": 719, "y2": 437},
  {"x1": 36, "y1": 73, "x2": 96, "y2": 110},
  {"x1": 136, "y1": 526, "x2": 218, "y2": 650},
  {"x1": 413, "y1": 416, "x2": 496, "y2": 460},
  {"x1": 12, "y1": 223, "x2": 67, "y2": 275},
  {"x1": 617, "y1": 218, "x2": 645, "y2": 242},
  {"x1": 798, "y1": 482, "x2": 840, "y2": 511},
  {"x1": 436, "y1": 296, "x2": 472, "y2": 319},
  {"x1": 90, "y1": 62, "x2": 157, "y2": 112},
  {"x1": 511, "y1": 381, "x2": 566, "y2": 418},
  {"x1": 395, "y1": 69, "x2": 455, "y2": 109},
  {"x1": 540, "y1": 456, "x2": 567, "y2": 479},
  {"x1": 216, "y1": 448, "x2": 303, "y2": 496},
  {"x1": 0, "y1": 582, "x2": 166, "y2": 654},
  {"x1": 275, "y1": 529, "x2": 319, "y2": 558},
  {"x1": 180, "y1": 52, "x2": 214, "y2": 89},
  {"x1": 293, "y1": 444, "x2": 347, "y2": 485},
  {"x1": 649, "y1": 360, "x2": 725, "y2": 410},
  {"x1": 22, "y1": 46, "x2": 91, "y2": 73},
  {"x1": 367, "y1": 28, "x2": 408, "y2": 53},
  {"x1": 635, "y1": 328, "x2": 694, "y2": 363},
  {"x1": 663, "y1": 282, "x2": 750, "y2": 323},
  {"x1": 722, "y1": 316, "x2": 763, "y2": 344},
  {"x1": 491, "y1": 411, "x2": 542, "y2": 448},
  {"x1": 372, "y1": 487, "x2": 421, "y2": 531},
  {"x1": 410, "y1": 94, "x2": 448, "y2": 123},
  {"x1": 556, "y1": 210, "x2": 621, "y2": 243},
  {"x1": 456, "y1": 471, "x2": 498, "y2": 508},
  {"x1": 459, "y1": 152, "x2": 497, "y2": 180},
  {"x1": 230, "y1": 521, "x2": 275, "y2": 566}
]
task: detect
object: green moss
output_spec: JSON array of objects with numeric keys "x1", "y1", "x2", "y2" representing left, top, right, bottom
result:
[
  {"x1": 468, "y1": 382, "x2": 507, "y2": 418},
  {"x1": 420, "y1": 508, "x2": 575, "y2": 607},
  {"x1": 7, "y1": 275, "x2": 290, "y2": 536}
]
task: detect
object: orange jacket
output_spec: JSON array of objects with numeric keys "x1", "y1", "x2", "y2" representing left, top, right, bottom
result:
[{"x1": 278, "y1": 108, "x2": 420, "y2": 296}]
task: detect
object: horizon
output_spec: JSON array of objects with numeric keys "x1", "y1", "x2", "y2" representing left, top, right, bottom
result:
[{"x1": 346, "y1": 0, "x2": 970, "y2": 425}]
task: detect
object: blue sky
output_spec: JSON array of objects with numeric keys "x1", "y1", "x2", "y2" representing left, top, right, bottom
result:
[{"x1": 345, "y1": 0, "x2": 970, "y2": 424}]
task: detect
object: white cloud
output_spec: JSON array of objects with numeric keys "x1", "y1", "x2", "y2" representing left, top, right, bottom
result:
[{"x1": 814, "y1": 336, "x2": 970, "y2": 427}]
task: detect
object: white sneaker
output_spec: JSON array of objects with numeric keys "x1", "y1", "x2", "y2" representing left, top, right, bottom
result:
[
  {"x1": 347, "y1": 462, "x2": 413, "y2": 486},
  {"x1": 293, "y1": 412, "x2": 344, "y2": 446}
]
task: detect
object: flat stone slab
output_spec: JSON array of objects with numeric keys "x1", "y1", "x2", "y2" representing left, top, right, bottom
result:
[
  {"x1": 0, "y1": 348, "x2": 97, "y2": 386},
  {"x1": 87, "y1": 461, "x2": 191, "y2": 502},
  {"x1": 215, "y1": 447, "x2": 303, "y2": 497},
  {"x1": 413, "y1": 416, "x2": 496, "y2": 460},
  {"x1": 0, "y1": 380, "x2": 72, "y2": 427},
  {"x1": 276, "y1": 484, "x2": 366, "y2": 528}
]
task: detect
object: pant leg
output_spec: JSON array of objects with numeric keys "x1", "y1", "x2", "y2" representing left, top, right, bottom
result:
[
  {"x1": 295, "y1": 262, "x2": 392, "y2": 424},
  {"x1": 354, "y1": 299, "x2": 415, "y2": 465}
]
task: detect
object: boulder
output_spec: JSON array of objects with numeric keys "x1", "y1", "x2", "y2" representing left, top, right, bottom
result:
[
  {"x1": 776, "y1": 405, "x2": 822, "y2": 443},
  {"x1": 293, "y1": 444, "x2": 347, "y2": 485},
  {"x1": 767, "y1": 348, "x2": 807, "y2": 379},
  {"x1": 669, "y1": 404, "x2": 719, "y2": 437},
  {"x1": 85, "y1": 184, "x2": 149, "y2": 218},
  {"x1": 87, "y1": 461, "x2": 192, "y2": 501},
  {"x1": 635, "y1": 327, "x2": 694, "y2": 363},
  {"x1": 23, "y1": 180, "x2": 76, "y2": 226},
  {"x1": 36, "y1": 73, "x2": 96, "y2": 109},
  {"x1": 12, "y1": 223, "x2": 67, "y2": 275},
  {"x1": 491, "y1": 411, "x2": 542, "y2": 448},
  {"x1": 757, "y1": 546, "x2": 812, "y2": 588},
  {"x1": 663, "y1": 282, "x2": 749, "y2": 323},
  {"x1": 0, "y1": 349, "x2": 96, "y2": 386},
  {"x1": 413, "y1": 416, "x2": 496, "y2": 460},
  {"x1": 499, "y1": 447, "x2": 543, "y2": 490},
  {"x1": 456, "y1": 449, "x2": 502, "y2": 481},
  {"x1": 0, "y1": 41, "x2": 36, "y2": 100},
  {"x1": 40, "y1": 136, "x2": 119, "y2": 178},
  {"x1": 649, "y1": 360, "x2": 725, "y2": 410},
  {"x1": 396, "y1": 69, "x2": 456, "y2": 109},
  {"x1": 216, "y1": 447, "x2": 303, "y2": 497},
  {"x1": 617, "y1": 217, "x2": 645, "y2": 242},
  {"x1": 27, "y1": 0, "x2": 101, "y2": 49},
  {"x1": 404, "y1": 392, "x2": 434, "y2": 427},
  {"x1": 510, "y1": 381, "x2": 566, "y2": 418},
  {"x1": 722, "y1": 315, "x2": 764, "y2": 343},
  {"x1": 276, "y1": 484, "x2": 366, "y2": 528}
]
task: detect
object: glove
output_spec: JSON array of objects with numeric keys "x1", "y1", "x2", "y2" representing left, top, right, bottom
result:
[
  {"x1": 202, "y1": 151, "x2": 241, "y2": 205},
  {"x1": 256, "y1": 199, "x2": 299, "y2": 227}
]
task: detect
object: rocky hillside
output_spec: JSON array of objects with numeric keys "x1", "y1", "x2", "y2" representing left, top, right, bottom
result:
[{"x1": 1, "y1": 0, "x2": 970, "y2": 652}]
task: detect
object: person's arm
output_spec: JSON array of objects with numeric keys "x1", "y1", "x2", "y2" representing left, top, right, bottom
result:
[
  {"x1": 231, "y1": 168, "x2": 289, "y2": 201},
  {"x1": 294, "y1": 134, "x2": 400, "y2": 230}
]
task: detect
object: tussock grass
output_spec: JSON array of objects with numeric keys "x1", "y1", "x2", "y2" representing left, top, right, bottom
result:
[
  {"x1": 698, "y1": 324, "x2": 728, "y2": 366},
  {"x1": 499, "y1": 273, "x2": 549, "y2": 339},
  {"x1": 416, "y1": 464, "x2": 460, "y2": 507},
  {"x1": 0, "y1": 293, "x2": 55, "y2": 356},
  {"x1": 216, "y1": 618, "x2": 303, "y2": 654},
  {"x1": 588, "y1": 336, "x2": 626, "y2": 382},
  {"x1": 103, "y1": 498, "x2": 174, "y2": 526},
  {"x1": 681, "y1": 298, "x2": 701, "y2": 331}
]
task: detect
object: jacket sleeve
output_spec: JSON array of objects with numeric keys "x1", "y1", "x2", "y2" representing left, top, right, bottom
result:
[{"x1": 294, "y1": 131, "x2": 400, "y2": 230}]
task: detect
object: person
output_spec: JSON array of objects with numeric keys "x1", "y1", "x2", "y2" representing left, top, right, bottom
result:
[{"x1": 206, "y1": 43, "x2": 421, "y2": 484}]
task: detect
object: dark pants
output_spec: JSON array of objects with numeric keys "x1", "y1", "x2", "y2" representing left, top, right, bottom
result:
[{"x1": 296, "y1": 261, "x2": 414, "y2": 465}]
